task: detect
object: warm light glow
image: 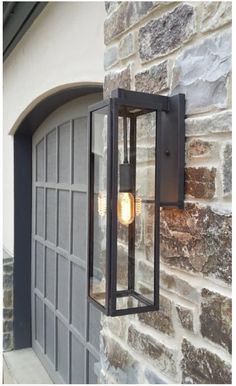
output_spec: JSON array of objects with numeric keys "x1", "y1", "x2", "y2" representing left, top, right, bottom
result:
[
  {"x1": 136, "y1": 196, "x2": 142, "y2": 216},
  {"x1": 117, "y1": 192, "x2": 135, "y2": 225},
  {"x1": 98, "y1": 192, "x2": 106, "y2": 216}
]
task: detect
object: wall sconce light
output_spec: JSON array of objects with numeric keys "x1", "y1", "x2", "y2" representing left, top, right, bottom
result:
[{"x1": 88, "y1": 88, "x2": 185, "y2": 316}]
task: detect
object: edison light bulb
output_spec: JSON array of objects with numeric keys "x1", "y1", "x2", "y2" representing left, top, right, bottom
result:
[{"x1": 117, "y1": 192, "x2": 135, "y2": 226}]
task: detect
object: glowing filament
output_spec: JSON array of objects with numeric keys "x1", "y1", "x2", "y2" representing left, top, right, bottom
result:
[{"x1": 117, "y1": 192, "x2": 135, "y2": 226}]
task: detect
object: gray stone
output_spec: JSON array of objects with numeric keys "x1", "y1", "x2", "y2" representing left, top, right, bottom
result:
[
  {"x1": 185, "y1": 167, "x2": 216, "y2": 199},
  {"x1": 200, "y1": 288, "x2": 232, "y2": 354},
  {"x1": 136, "y1": 111, "x2": 156, "y2": 139},
  {"x1": 160, "y1": 203, "x2": 232, "y2": 284},
  {"x1": 160, "y1": 270, "x2": 199, "y2": 303},
  {"x1": 116, "y1": 244, "x2": 128, "y2": 288},
  {"x1": 144, "y1": 368, "x2": 166, "y2": 384},
  {"x1": 138, "y1": 260, "x2": 153, "y2": 287},
  {"x1": 3, "y1": 308, "x2": 13, "y2": 319},
  {"x1": 136, "y1": 144, "x2": 155, "y2": 164},
  {"x1": 3, "y1": 274, "x2": 13, "y2": 289},
  {"x1": 136, "y1": 165, "x2": 155, "y2": 199},
  {"x1": 181, "y1": 339, "x2": 231, "y2": 384},
  {"x1": 105, "y1": 1, "x2": 121, "y2": 15},
  {"x1": 119, "y1": 33, "x2": 135, "y2": 59},
  {"x1": 128, "y1": 325, "x2": 177, "y2": 377},
  {"x1": 3, "y1": 289, "x2": 13, "y2": 308},
  {"x1": 3, "y1": 264, "x2": 13, "y2": 274},
  {"x1": 138, "y1": 295, "x2": 174, "y2": 336},
  {"x1": 102, "y1": 334, "x2": 135, "y2": 370},
  {"x1": 103, "y1": 316, "x2": 128, "y2": 339},
  {"x1": 139, "y1": 4, "x2": 195, "y2": 62},
  {"x1": 3, "y1": 320, "x2": 13, "y2": 333},
  {"x1": 223, "y1": 143, "x2": 232, "y2": 195},
  {"x1": 200, "y1": 2, "x2": 232, "y2": 33},
  {"x1": 104, "y1": 2, "x2": 156, "y2": 45},
  {"x1": 186, "y1": 138, "x2": 214, "y2": 160},
  {"x1": 172, "y1": 31, "x2": 232, "y2": 114},
  {"x1": 135, "y1": 61, "x2": 169, "y2": 94},
  {"x1": 186, "y1": 110, "x2": 232, "y2": 136},
  {"x1": 104, "y1": 66, "x2": 131, "y2": 98},
  {"x1": 3, "y1": 333, "x2": 13, "y2": 352},
  {"x1": 176, "y1": 305, "x2": 193, "y2": 331},
  {"x1": 104, "y1": 45, "x2": 119, "y2": 70}
]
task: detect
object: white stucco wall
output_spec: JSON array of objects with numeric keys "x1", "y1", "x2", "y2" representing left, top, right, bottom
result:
[{"x1": 3, "y1": 2, "x2": 105, "y2": 255}]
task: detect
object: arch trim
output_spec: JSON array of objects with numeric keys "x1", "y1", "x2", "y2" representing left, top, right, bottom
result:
[{"x1": 13, "y1": 84, "x2": 102, "y2": 348}]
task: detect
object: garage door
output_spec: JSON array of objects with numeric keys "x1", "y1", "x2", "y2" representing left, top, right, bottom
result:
[{"x1": 32, "y1": 93, "x2": 102, "y2": 384}]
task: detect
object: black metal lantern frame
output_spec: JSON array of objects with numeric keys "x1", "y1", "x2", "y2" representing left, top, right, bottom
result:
[{"x1": 87, "y1": 88, "x2": 185, "y2": 316}]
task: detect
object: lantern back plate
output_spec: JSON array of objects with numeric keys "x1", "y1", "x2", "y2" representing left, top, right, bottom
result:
[{"x1": 160, "y1": 94, "x2": 185, "y2": 208}]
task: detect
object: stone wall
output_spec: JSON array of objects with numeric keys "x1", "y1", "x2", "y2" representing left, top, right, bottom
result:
[
  {"x1": 3, "y1": 249, "x2": 14, "y2": 351},
  {"x1": 101, "y1": 2, "x2": 232, "y2": 383}
]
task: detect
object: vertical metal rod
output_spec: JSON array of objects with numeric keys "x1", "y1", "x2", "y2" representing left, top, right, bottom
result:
[
  {"x1": 110, "y1": 99, "x2": 118, "y2": 314},
  {"x1": 128, "y1": 117, "x2": 136, "y2": 291},
  {"x1": 123, "y1": 117, "x2": 128, "y2": 163},
  {"x1": 154, "y1": 110, "x2": 161, "y2": 309}
]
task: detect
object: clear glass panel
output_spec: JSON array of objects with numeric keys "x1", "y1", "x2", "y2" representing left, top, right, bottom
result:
[
  {"x1": 135, "y1": 112, "x2": 156, "y2": 303},
  {"x1": 90, "y1": 107, "x2": 108, "y2": 307},
  {"x1": 116, "y1": 106, "x2": 156, "y2": 310}
]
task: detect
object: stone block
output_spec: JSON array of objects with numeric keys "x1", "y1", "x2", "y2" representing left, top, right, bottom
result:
[
  {"x1": 172, "y1": 30, "x2": 231, "y2": 114},
  {"x1": 3, "y1": 289, "x2": 13, "y2": 308},
  {"x1": 136, "y1": 165, "x2": 155, "y2": 199},
  {"x1": 105, "y1": 1, "x2": 121, "y2": 15},
  {"x1": 3, "y1": 273, "x2": 13, "y2": 289},
  {"x1": 117, "y1": 244, "x2": 128, "y2": 288},
  {"x1": 185, "y1": 167, "x2": 216, "y2": 200},
  {"x1": 3, "y1": 320, "x2": 13, "y2": 333},
  {"x1": 3, "y1": 333, "x2": 13, "y2": 352},
  {"x1": 128, "y1": 325, "x2": 177, "y2": 377},
  {"x1": 138, "y1": 260, "x2": 153, "y2": 287},
  {"x1": 102, "y1": 334, "x2": 135, "y2": 370},
  {"x1": 160, "y1": 203, "x2": 232, "y2": 284},
  {"x1": 223, "y1": 143, "x2": 232, "y2": 195},
  {"x1": 138, "y1": 295, "x2": 174, "y2": 336},
  {"x1": 186, "y1": 110, "x2": 232, "y2": 136},
  {"x1": 139, "y1": 4, "x2": 196, "y2": 62},
  {"x1": 160, "y1": 270, "x2": 199, "y2": 303},
  {"x1": 103, "y1": 316, "x2": 128, "y2": 339},
  {"x1": 176, "y1": 305, "x2": 193, "y2": 331},
  {"x1": 3, "y1": 264, "x2": 13, "y2": 274},
  {"x1": 200, "y1": 288, "x2": 232, "y2": 353},
  {"x1": 136, "y1": 111, "x2": 156, "y2": 139},
  {"x1": 104, "y1": 66, "x2": 131, "y2": 98},
  {"x1": 104, "y1": 45, "x2": 119, "y2": 70},
  {"x1": 104, "y1": 2, "x2": 156, "y2": 44},
  {"x1": 3, "y1": 308, "x2": 13, "y2": 319},
  {"x1": 200, "y1": 2, "x2": 232, "y2": 33},
  {"x1": 186, "y1": 138, "x2": 214, "y2": 160},
  {"x1": 135, "y1": 61, "x2": 170, "y2": 94},
  {"x1": 119, "y1": 33, "x2": 135, "y2": 59},
  {"x1": 181, "y1": 339, "x2": 231, "y2": 383}
]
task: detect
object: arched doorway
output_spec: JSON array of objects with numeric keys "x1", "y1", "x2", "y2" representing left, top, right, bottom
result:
[{"x1": 14, "y1": 86, "x2": 103, "y2": 383}]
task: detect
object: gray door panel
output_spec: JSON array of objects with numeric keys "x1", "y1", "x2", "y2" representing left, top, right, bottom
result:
[{"x1": 32, "y1": 94, "x2": 102, "y2": 384}]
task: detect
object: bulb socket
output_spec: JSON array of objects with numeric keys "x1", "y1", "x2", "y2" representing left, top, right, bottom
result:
[{"x1": 119, "y1": 163, "x2": 134, "y2": 192}]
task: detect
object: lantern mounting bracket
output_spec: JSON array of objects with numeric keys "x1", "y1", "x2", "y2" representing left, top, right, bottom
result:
[{"x1": 111, "y1": 88, "x2": 185, "y2": 208}]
